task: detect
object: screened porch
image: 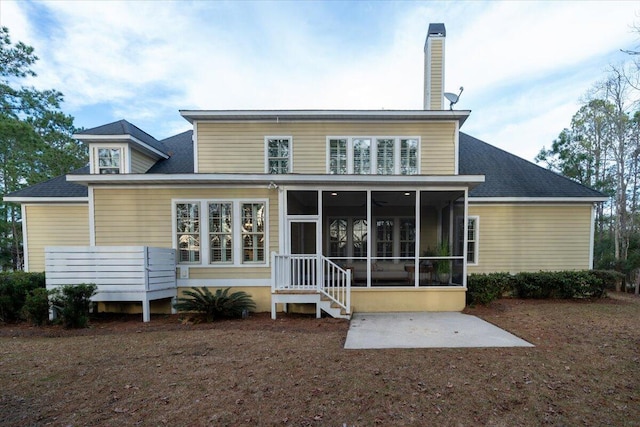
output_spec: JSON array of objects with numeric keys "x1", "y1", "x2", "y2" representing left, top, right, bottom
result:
[{"x1": 285, "y1": 189, "x2": 472, "y2": 288}]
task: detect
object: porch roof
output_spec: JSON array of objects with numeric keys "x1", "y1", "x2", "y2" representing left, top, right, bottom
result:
[{"x1": 65, "y1": 173, "x2": 485, "y2": 189}]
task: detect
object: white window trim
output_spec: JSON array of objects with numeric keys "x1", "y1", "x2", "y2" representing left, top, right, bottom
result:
[
  {"x1": 264, "y1": 136, "x2": 293, "y2": 174},
  {"x1": 172, "y1": 198, "x2": 269, "y2": 267},
  {"x1": 90, "y1": 144, "x2": 129, "y2": 174},
  {"x1": 207, "y1": 201, "x2": 234, "y2": 265},
  {"x1": 467, "y1": 215, "x2": 479, "y2": 266},
  {"x1": 326, "y1": 136, "x2": 421, "y2": 175}
]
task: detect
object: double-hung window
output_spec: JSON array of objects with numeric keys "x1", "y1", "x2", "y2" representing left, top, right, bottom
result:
[
  {"x1": 241, "y1": 203, "x2": 265, "y2": 263},
  {"x1": 176, "y1": 203, "x2": 201, "y2": 263},
  {"x1": 400, "y1": 219, "x2": 416, "y2": 258},
  {"x1": 467, "y1": 217, "x2": 479, "y2": 264},
  {"x1": 175, "y1": 200, "x2": 267, "y2": 266},
  {"x1": 97, "y1": 148, "x2": 122, "y2": 174},
  {"x1": 328, "y1": 137, "x2": 419, "y2": 174},
  {"x1": 329, "y1": 139, "x2": 347, "y2": 174},
  {"x1": 353, "y1": 138, "x2": 372, "y2": 174},
  {"x1": 266, "y1": 137, "x2": 291, "y2": 174},
  {"x1": 376, "y1": 139, "x2": 395, "y2": 175},
  {"x1": 400, "y1": 139, "x2": 418, "y2": 175},
  {"x1": 209, "y1": 202, "x2": 233, "y2": 263}
]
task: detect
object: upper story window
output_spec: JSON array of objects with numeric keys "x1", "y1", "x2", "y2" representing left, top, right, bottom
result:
[
  {"x1": 266, "y1": 137, "x2": 291, "y2": 174},
  {"x1": 329, "y1": 139, "x2": 348, "y2": 174},
  {"x1": 97, "y1": 148, "x2": 122, "y2": 174},
  {"x1": 328, "y1": 137, "x2": 419, "y2": 175},
  {"x1": 353, "y1": 138, "x2": 372, "y2": 175}
]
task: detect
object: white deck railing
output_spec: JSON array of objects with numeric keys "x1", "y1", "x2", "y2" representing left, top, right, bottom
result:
[
  {"x1": 45, "y1": 246, "x2": 177, "y2": 322},
  {"x1": 271, "y1": 253, "x2": 351, "y2": 313}
]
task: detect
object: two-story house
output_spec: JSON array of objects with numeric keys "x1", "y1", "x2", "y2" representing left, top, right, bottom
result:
[{"x1": 6, "y1": 24, "x2": 606, "y2": 320}]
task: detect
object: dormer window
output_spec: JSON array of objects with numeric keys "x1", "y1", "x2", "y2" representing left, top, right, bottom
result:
[{"x1": 97, "y1": 148, "x2": 122, "y2": 174}]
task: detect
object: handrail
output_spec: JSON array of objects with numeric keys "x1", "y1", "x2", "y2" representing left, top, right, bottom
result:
[
  {"x1": 320, "y1": 255, "x2": 351, "y2": 313},
  {"x1": 271, "y1": 252, "x2": 351, "y2": 314}
]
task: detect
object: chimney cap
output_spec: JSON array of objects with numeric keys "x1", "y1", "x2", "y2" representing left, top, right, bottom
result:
[{"x1": 427, "y1": 23, "x2": 446, "y2": 37}]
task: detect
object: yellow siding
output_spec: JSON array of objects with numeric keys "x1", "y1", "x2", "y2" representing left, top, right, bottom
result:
[
  {"x1": 352, "y1": 287, "x2": 465, "y2": 312},
  {"x1": 197, "y1": 121, "x2": 456, "y2": 175},
  {"x1": 93, "y1": 187, "x2": 279, "y2": 281},
  {"x1": 130, "y1": 149, "x2": 157, "y2": 173},
  {"x1": 429, "y1": 39, "x2": 444, "y2": 110},
  {"x1": 188, "y1": 268, "x2": 270, "y2": 280},
  {"x1": 25, "y1": 204, "x2": 89, "y2": 272},
  {"x1": 419, "y1": 206, "x2": 438, "y2": 252},
  {"x1": 467, "y1": 204, "x2": 593, "y2": 274}
]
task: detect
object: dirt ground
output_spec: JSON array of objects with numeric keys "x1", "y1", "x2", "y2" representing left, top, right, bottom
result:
[{"x1": 1, "y1": 293, "x2": 638, "y2": 426}]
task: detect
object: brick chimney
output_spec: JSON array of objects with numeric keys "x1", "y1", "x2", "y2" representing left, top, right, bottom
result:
[{"x1": 423, "y1": 23, "x2": 446, "y2": 110}]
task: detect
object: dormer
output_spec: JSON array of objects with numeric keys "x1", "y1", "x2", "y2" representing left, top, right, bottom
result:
[{"x1": 74, "y1": 120, "x2": 169, "y2": 174}]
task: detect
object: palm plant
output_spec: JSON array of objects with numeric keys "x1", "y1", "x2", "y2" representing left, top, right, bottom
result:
[
  {"x1": 173, "y1": 287, "x2": 256, "y2": 322},
  {"x1": 435, "y1": 241, "x2": 451, "y2": 284}
]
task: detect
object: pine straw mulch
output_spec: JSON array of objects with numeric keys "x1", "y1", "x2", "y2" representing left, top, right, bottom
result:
[{"x1": 1, "y1": 293, "x2": 638, "y2": 426}]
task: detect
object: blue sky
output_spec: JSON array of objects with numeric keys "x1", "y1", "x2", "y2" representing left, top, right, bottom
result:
[{"x1": 2, "y1": 0, "x2": 638, "y2": 161}]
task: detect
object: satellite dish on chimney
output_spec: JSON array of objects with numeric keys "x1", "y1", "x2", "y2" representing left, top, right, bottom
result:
[{"x1": 444, "y1": 86, "x2": 464, "y2": 110}]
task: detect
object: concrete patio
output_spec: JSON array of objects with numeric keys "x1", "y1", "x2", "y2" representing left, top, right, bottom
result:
[{"x1": 344, "y1": 312, "x2": 534, "y2": 349}]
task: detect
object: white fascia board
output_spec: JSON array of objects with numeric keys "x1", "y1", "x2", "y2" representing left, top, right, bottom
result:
[
  {"x1": 73, "y1": 134, "x2": 169, "y2": 160},
  {"x1": 3, "y1": 197, "x2": 88, "y2": 203},
  {"x1": 66, "y1": 173, "x2": 485, "y2": 187},
  {"x1": 179, "y1": 110, "x2": 471, "y2": 126},
  {"x1": 469, "y1": 197, "x2": 609, "y2": 203}
]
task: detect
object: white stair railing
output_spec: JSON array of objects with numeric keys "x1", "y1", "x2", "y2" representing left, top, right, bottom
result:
[
  {"x1": 272, "y1": 253, "x2": 351, "y2": 314},
  {"x1": 320, "y1": 256, "x2": 351, "y2": 314}
]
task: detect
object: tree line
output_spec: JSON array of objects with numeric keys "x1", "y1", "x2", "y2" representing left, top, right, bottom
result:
[
  {"x1": 0, "y1": 27, "x2": 87, "y2": 270},
  {"x1": 536, "y1": 55, "x2": 640, "y2": 283}
]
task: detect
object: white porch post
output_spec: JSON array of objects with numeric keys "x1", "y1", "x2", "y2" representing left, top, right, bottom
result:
[
  {"x1": 414, "y1": 190, "x2": 421, "y2": 287},
  {"x1": 463, "y1": 188, "x2": 469, "y2": 288},
  {"x1": 366, "y1": 190, "x2": 372, "y2": 288}
]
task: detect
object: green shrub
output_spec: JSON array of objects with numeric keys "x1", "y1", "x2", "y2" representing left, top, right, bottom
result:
[
  {"x1": 512, "y1": 271, "x2": 605, "y2": 299},
  {"x1": 22, "y1": 288, "x2": 50, "y2": 326},
  {"x1": 0, "y1": 272, "x2": 46, "y2": 322},
  {"x1": 174, "y1": 287, "x2": 256, "y2": 322},
  {"x1": 467, "y1": 270, "x2": 608, "y2": 303},
  {"x1": 49, "y1": 284, "x2": 97, "y2": 328},
  {"x1": 467, "y1": 273, "x2": 514, "y2": 305},
  {"x1": 588, "y1": 270, "x2": 624, "y2": 291}
]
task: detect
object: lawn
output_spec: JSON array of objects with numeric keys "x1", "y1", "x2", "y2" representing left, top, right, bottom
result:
[{"x1": 1, "y1": 293, "x2": 638, "y2": 426}]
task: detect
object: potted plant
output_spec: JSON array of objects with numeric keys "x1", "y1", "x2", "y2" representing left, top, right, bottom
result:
[{"x1": 435, "y1": 241, "x2": 451, "y2": 284}]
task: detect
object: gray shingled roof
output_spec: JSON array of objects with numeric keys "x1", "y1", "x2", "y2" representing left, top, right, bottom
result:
[
  {"x1": 4, "y1": 130, "x2": 193, "y2": 199},
  {"x1": 5, "y1": 166, "x2": 90, "y2": 198},
  {"x1": 5, "y1": 128, "x2": 604, "y2": 200},
  {"x1": 147, "y1": 130, "x2": 193, "y2": 173},
  {"x1": 459, "y1": 132, "x2": 605, "y2": 198},
  {"x1": 76, "y1": 120, "x2": 167, "y2": 156}
]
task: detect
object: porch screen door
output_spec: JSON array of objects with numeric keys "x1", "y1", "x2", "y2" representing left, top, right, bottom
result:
[{"x1": 289, "y1": 221, "x2": 318, "y2": 288}]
